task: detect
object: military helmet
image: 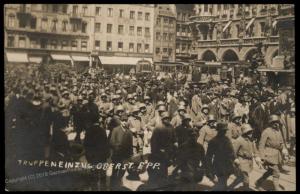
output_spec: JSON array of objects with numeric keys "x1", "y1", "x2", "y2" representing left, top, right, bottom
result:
[
  {"x1": 216, "y1": 121, "x2": 228, "y2": 131},
  {"x1": 116, "y1": 90, "x2": 122, "y2": 95},
  {"x1": 131, "y1": 106, "x2": 140, "y2": 113},
  {"x1": 241, "y1": 124, "x2": 253, "y2": 135},
  {"x1": 127, "y1": 94, "x2": 134, "y2": 100},
  {"x1": 201, "y1": 104, "x2": 209, "y2": 111},
  {"x1": 232, "y1": 113, "x2": 242, "y2": 120},
  {"x1": 116, "y1": 105, "x2": 125, "y2": 112},
  {"x1": 161, "y1": 111, "x2": 170, "y2": 120},
  {"x1": 178, "y1": 105, "x2": 186, "y2": 112},
  {"x1": 207, "y1": 114, "x2": 216, "y2": 122},
  {"x1": 144, "y1": 95, "x2": 151, "y2": 100},
  {"x1": 156, "y1": 101, "x2": 165, "y2": 107},
  {"x1": 158, "y1": 105, "x2": 166, "y2": 112},
  {"x1": 182, "y1": 113, "x2": 192, "y2": 121},
  {"x1": 268, "y1": 114, "x2": 280, "y2": 124},
  {"x1": 139, "y1": 103, "x2": 146, "y2": 109}
]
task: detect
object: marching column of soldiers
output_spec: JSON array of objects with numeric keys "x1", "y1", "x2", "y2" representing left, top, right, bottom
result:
[{"x1": 5, "y1": 64, "x2": 295, "y2": 191}]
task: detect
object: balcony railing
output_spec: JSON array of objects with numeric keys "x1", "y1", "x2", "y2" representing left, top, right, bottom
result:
[
  {"x1": 189, "y1": 15, "x2": 218, "y2": 23},
  {"x1": 197, "y1": 36, "x2": 279, "y2": 47},
  {"x1": 5, "y1": 26, "x2": 88, "y2": 37}
]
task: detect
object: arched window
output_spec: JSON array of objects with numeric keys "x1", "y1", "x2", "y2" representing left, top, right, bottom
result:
[{"x1": 202, "y1": 50, "x2": 217, "y2": 62}]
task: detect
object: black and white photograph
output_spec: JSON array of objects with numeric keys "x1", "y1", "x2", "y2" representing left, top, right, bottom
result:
[{"x1": 4, "y1": 4, "x2": 295, "y2": 191}]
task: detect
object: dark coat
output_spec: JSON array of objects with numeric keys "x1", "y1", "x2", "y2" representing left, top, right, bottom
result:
[
  {"x1": 84, "y1": 123, "x2": 109, "y2": 164},
  {"x1": 206, "y1": 133, "x2": 236, "y2": 177},
  {"x1": 110, "y1": 124, "x2": 133, "y2": 161},
  {"x1": 70, "y1": 103, "x2": 86, "y2": 130}
]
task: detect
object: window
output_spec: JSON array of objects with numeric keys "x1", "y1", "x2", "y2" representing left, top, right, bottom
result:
[
  {"x1": 129, "y1": 43, "x2": 134, "y2": 52},
  {"x1": 96, "y1": 7, "x2": 101, "y2": 16},
  {"x1": 73, "y1": 5, "x2": 78, "y2": 14},
  {"x1": 19, "y1": 18, "x2": 27, "y2": 28},
  {"x1": 95, "y1": 23, "x2": 101, "y2": 32},
  {"x1": 107, "y1": 24, "x2": 112, "y2": 33},
  {"x1": 156, "y1": 18, "x2": 161, "y2": 25},
  {"x1": 51, "y1": 19, "x2": 57, "y2": 32},
  {"x1": 95, "y1": 40, "x2": 100, "y2": 50},
  {"x1": 118, "y1": 42, "x2": 123, "y2": 51},
  {"x1": 61, "y1": 40, "x2": 68, "y2": 50},
  {"x1": 138, "y1": 12, "x2": 142, "y2": 20},
  {"x1": 82, "y1": 22, "x2": 87, "y2": 33},
  {"x1": 41, "y1": 19, "x2": 48, "y2": 31},
  {"x1": 30, "y1": 17, "x2": 36, "y2": 29},
  {"x1": 182, "y1": 13, "x2": 186, "y2": 21},
  {"x1": 137, "y1": 43, "x2": 142, "y2": 53},
  {"x1": 41, "y1": 39, "x2": 47, "y2": 49},
  {"x1": 52, "y1": 4, "x2": 58, "y2": 13},
  {"x1": 176, "y1": 44, "x2": 180, "y2": 53},
  {"x1": 163, "y1": 33, "x2": 167, "y2": 41},
  {"x1": 106, "y1": 41, "x2": 112, "y2": 51},
  {"x1": 62, "y1": 20, "x2": 68, "y2": 32},
  {"x1": 163, "y1": 48, "x2": 168, "y2": 53},
  {"x1": 169, "y1": 33, "x2": 173, "y2": 41},
  {"x1": 62, "y1": 5, "x2": 68, "y2": 13},
  {"x1": 81, "y1": 41, "x2": 87, "y2": 51},
  {"x1": 8, "y1": 14, "x2": 15, "y2": 28},
  {"x1": 169, "y1": 19, "x2": 173, "y2": 27},
  {"x1": 119, "y1": 9, "x2": 124, "y2": 18},
  {"x1": 71, "y1": 40, "x2": 78, "y2": 50},
  {"x1": 145, "y1": 27, "x2": 150, "y2": 37},
  {"x1": 129, "y1": 26, "x2": 134, "y2": 35},
  {"x1": 51, "y1": 40, "x2": 57, "y2": 49},
  {"x1": 7, "y1": 36, "x2": 14, "y2": 47},
  {"x1": 156, "y1": 32, "x2": 161, "y2": 40},
  {"x1": 19, "y1": 37, "x2": 26, "y2": 48},
  {"x1": 224, "y1": 4, "x2": 228, "y2": 10},
  {"x1": 145, "y1": 44, "x2": 149, "y2": 53},
  {"x1": 30, "y1": 38, "x2": 37, "y2": 48},
  {"x1": 164, "y1": 18, "x2": 168, "y2": 24},
  {"x1": 108, "y1": 8, "x2": 113, "y2": 17},
  {"x1": 204, "y1": 5, "x2": 208, "y2": 12},
  {"x1": 83, "y1": 6, "x2": 87, "y2": 16},
  {"x1": 168, "y1": 48, "x2": 172, "y2": 56},
  {"x1": 137, "y1": 27, "x2": 142, "y2": 36},
  {"x1": 182, "y1": 44, "x2": 186, "y2": 52},
  {"x1": 130, "y1": 11, "x2": 135, "y2": 19},
  {"x1": 260, "y1": 22, "x2": 265, "y2": 36},
  {"x1": 156, "y1": 48, "x2": 160, "y2": 54},
  {"x1": 118, "y1": 25, "x2": 124, "y2": 34},
  {"x1": 72, "y1": 22, "x2": 79, "y2": 32},
  {"x1": 145, "y1": 12, "x2": 150, "y2": 21}
]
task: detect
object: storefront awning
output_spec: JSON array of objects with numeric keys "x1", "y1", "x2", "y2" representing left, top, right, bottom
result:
[
  {"x1": 51, "y1": 54, "x2": 72, "y2": 61},
  {"x1": 246, "y1": 18, "x2": 255, "y2": 30},
  {"x1": 29, "y1": 56, "x2": 42, "y2": 64},
  {"x1": 257, "y1": 68, "x2": 295, "y2": 73},
  {"x1": 99, "y1": 56, "x2": 152, "y2": 65},
  {"x1": 222, "y1": 21, "x2": 232, "y2": 32},
  {"x1": 71, "y1": 55, "x2": 90, "y2": 62},
  {"x1": 6, "y1": 52, "x2": 28, "y2": 63}
]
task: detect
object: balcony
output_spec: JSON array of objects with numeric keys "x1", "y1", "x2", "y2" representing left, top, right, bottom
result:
[
  {"x1": 197, "y1": 36, "x2": 279, "y2": 47},
  {"x1": 189, "y1": 15, "x2": 218, "y2": 23},
  {"x1": 5, "y1": 26, "x2": 89, "y2": 38},
  {"x1": 176, "y1": 52, "x2": 191, "y2": 58},
  {"x1": 70, "y1": 13, "x2": 83, "y2": 21}
]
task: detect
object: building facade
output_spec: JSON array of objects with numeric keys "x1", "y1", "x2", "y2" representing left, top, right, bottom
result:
[
  {"x1": 153, "y1": 4, "x2": 177, "y2": 64},
  {"x1": 175, "y1": 4, "x2": 195, "y2": 63},
  {"x1": 189, "y1": 4, "x2": 281, "y2": 67},
  {"x1": 4, "y1": 4, "x2": 93, "y2": 68},
  {"x1": 4, "y1": 4, "x2": 155, "y2": 73}
]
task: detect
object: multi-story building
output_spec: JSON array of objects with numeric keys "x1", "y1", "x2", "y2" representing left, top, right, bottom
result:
[
  {"x1": 4, "y1": 4, "x2": 155, "y2": 73},
  {"x1": 153, "y1": 4, "x2": 178, "y2": 70},
  {"x1": 4, "y1": 4, "x2": 93, "y2": 69},
  {"x1": 188, "y1": 4, "x2": 282, "y2": 79},
  {"x1": 175, "y1": 4, "x2": 195, "y2": 64},
  {"x1": 90, "y1": 4, "x2": 155, "y2": 72}
]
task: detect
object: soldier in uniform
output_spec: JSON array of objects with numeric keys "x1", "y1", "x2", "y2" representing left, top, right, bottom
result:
[
  {"x1": 255, "y1": 115, "x2": 289, "y2": 191},
  {"x1": 170, "y1": 105, "x2": 186, "y2": 128},
  {"x1": 197, "y1": 114, "x2": 217, "y2": 153},
  {"x1": 228, "y1": 124, "x2": 262, "y2": 191},
  {"x1": 227, "y1": 114, "x2": 243, "y2": 143},
  {"x1": 70, "y1": 96, "x2": 85, "y2": 143},
  {"x1": 206, "y1": 122, "x2": 236, "y2": 191},
  {"x1": 148, "y1": 112, "x2": 176, "y2": 184},
  {"x1": 123, "y1": 94, "x2": 136, "y2": 113},
  {"x1": 193, "y1": 104, "x2": 209, "y2": 125},
  {"x1": 128, "y1": 106, "x2": 145, "y2": 155}
]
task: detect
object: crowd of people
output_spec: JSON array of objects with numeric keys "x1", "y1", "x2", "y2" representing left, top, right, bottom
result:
[{"x1": 5, "y1": 63, "x2": 295, "y2": 191}]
